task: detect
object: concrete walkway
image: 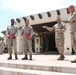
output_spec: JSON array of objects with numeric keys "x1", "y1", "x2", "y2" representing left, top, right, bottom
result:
[{"x1": 0, "y1": 53, "x2": 76, "y2": 65}]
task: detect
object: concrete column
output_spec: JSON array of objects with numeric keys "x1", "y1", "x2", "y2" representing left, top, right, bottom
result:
[
  {"x1": 16, "y1": 22, "x2": 24, "y2": 54},
  {"x1": 17, "y1": 30, "x2": 24, "y2": 54},
  {"x1": 64, "y1": 23, "x2": 72, "y2": 55}
]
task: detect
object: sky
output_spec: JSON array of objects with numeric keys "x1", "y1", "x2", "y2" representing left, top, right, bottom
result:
[{"x1": 0, "y1": 0, "x2": 76, "y2": 36}]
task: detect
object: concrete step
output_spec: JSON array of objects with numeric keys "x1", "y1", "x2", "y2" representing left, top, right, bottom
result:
[
  {"x1": 0, "y1": 67, "x2": 75, "y2": 75},
  {"x1": 0, "y1": 62, "x2": 76, "y2": 74},
  {"x1": 0, "y1": 54, "x2": 76, "y2": 74}
]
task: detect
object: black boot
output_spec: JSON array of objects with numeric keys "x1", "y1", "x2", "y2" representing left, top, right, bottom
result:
[
  {"x1": 57, "y1": 54, "x2": 65, "y2": 60},
  {"x1": 15, "y1": 54, "x2": 18, "y2": 60},
  {"x1": 22, "y1": 55, "x2": 28, "y2": 60},
  {"x1": 71, "y1": 59, "x2": 76, "y2": 63},
  {"x1": 7, "y1": 54, "x2": 12, "y2": 60},
  {"x1": 29, "y1": 55, "x2": 32, "y2": 60}
]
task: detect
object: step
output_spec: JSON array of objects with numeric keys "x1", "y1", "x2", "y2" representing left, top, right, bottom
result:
[
  {"x1": 0, "y1": 67, "x2": 75, "y2": 75},
  {"x1": 0, "y1": 61, "x2": 76, "y2": 74},
  {"x1": 0, "y1": 54, "x2": 76, "y2": 74}
]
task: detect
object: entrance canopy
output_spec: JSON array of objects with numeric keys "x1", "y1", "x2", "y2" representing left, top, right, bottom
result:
[{"x1": 31, "y1": 21, "x2": 57, "y2": 33}]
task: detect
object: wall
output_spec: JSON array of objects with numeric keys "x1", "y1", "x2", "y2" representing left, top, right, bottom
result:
[
  {"x1": 64, "y1": 23, "x2": 72, "y2": 55},
  {"x1": 16, "y1": 23, "x2": 24, "y2": 54}
]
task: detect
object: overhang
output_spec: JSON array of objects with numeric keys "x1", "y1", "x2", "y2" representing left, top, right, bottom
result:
[{"x1": 31, "y1": 21, "x2": 57, "y2": 33}]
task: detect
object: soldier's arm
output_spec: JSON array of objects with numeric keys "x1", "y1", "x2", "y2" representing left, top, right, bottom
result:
[
  {"x1": 6, "y1": 27, "x2": 9, "y2": 37},
  {"x1": 69, "y1": 24, "x2": 73, "y2": 34},
  {"x1": 68, "y1": 13, "x2": 76, "y2": 22},
  {"x1": 42, "y1": 26, "x2": 55, "y2": 31},
  {"x1": 58, "y1": 23, "x2": 66, "y2": 32},
  {"x1": 30, "y1": 26, "x2": 34, "y2": 38},
  {"x1": 59, "y1": 25, "x2": 66, "y2": 32}
]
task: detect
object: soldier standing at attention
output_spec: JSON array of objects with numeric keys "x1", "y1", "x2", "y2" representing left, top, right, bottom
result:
[
  {"x1": 68, "y1": 5, "x2": 76, "y2": 63},
  {"x1": 21, "y1": 19, "x2": 33, "y2": 60},
  {"x1": 6, "y1": 19, "x2": 18, "y2": 60},
  {"x1": 0, "y1": 38, "x2": 4, "y2": 54},
  {"x1": 43, "y1": 16, "x2": 66, "y2": 60}
]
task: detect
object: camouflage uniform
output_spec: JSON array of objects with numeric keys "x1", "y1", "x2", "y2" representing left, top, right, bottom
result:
[
  {"x1": 68, "y1": 12, "x2": 76, "y2": 53},
  {"x1": 6, "y1": 25, "x2": 18, "y2": 55},
  {"x1": 0, "y1": 40, "x2": 4, "y2": 54},
  {"x1": 21, "y1": 25, "x2": 33, "y2": 59},
  {"x1": 45, "y1": 22, "x2": 66, "y2": 56}
]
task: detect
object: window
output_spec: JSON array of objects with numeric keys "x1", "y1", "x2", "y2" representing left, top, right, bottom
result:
[
  {"x1": 23, "y1": 17, "x2": 27, "y2": 21},
  {"x1": 16, "y1": 18, "x2": 20, "y2": 23},
  {"x1": 30, "y1": 15, "x2": 34, "y2": 20},
  {"x1": 66, "y1": 8, "x2": 70, "y2": 14},
  {"x1": 38, "y1": 14, "x2": 42, "y2": 19},
  {"x1": 57, "y1": 10, "x2": 60, "y2": 15},
  {"x1": 47, "y1": 12, "x2": 51, "y2": 17}
]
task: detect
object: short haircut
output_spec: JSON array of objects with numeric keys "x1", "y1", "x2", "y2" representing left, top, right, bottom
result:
[
  {"x1": 11, "y1": 19, "x2": 15, "y2": 22},
  {"x1": 25, "y1": 19, "x2": 29, "y2": 22}
]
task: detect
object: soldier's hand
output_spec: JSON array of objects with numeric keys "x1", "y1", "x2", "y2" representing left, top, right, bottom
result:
[
  {"x1": 7, "y1": 36, "x2": 10, "y2": 38},
  {"x1": 12, "y1": 36, "x2": 16, "y2": 39},
  {"x1": 28, "y1": 36, "x2": 32, "y2": 40},
  {"x1": 42, "y1": 26, "x2": 47, "y2": 29},
  {"x1": 55, "y1": 29, "x2": 59, "y2": 32},
  {"x1": 20, "y1": 37, "x2": 23, "y2": 40},
  {"x1": 70, "y1": 32, "x2": 73, "y2": 34},
  {"x1": 15, "y1": 34, "x2": 17, "y2": 37},
  {"x1": 7, "y1": 35, "x2": 9, "y2": 38}
]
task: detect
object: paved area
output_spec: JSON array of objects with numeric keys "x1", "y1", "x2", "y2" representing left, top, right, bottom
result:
[{"x1": 0, "y1": 53, "x2": 76, "y2": 67}]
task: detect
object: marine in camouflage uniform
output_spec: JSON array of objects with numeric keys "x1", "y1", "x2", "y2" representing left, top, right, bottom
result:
[
  {"x1": 6, "y1": 19, "x2": 18, "y2": 60},
  {"x1": 68, "y1": 5, "x2": 76, "y2": 63},
  {"x1": 43, "y1": 16, "x2": 66, "y2": 60},
  {"x1": 21, "y1": 19, "x2": 33, "y2": 60}
]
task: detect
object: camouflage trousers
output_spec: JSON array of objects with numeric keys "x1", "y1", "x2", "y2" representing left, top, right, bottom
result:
[
  {"x1": 71, "y1": 32, "x2": 76, "y2": 53},
  {"x1": 7, "y1": 38, "x2": 17, "y2": 54},
  {"x1": 23, "y1": 39, "x2": 32, "y2": 55},
  {"x1": 56, "y1": 38, "x2": 64, "y2": 55}
]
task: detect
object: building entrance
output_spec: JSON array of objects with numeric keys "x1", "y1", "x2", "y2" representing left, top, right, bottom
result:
[{"x1": 43, "y1": 32, "x2": 58, "y2": 54}]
